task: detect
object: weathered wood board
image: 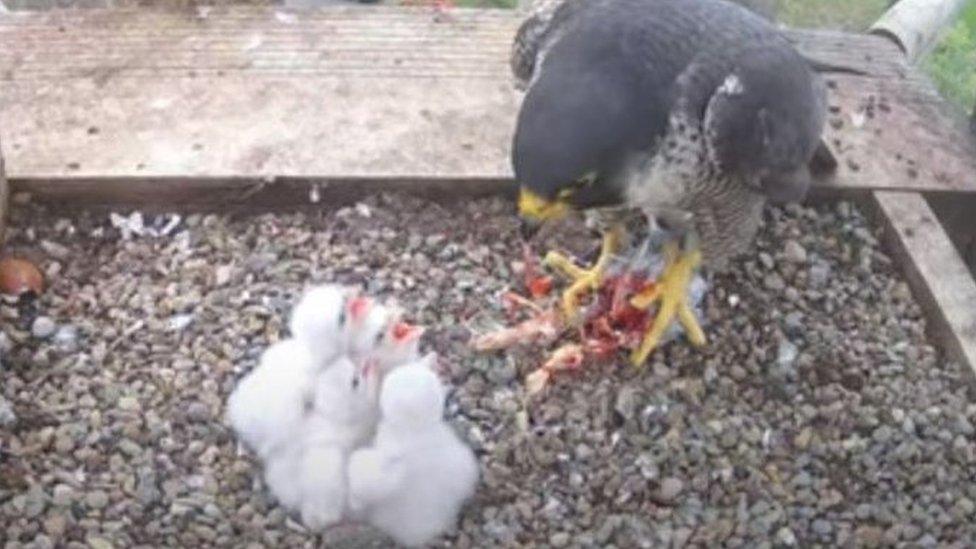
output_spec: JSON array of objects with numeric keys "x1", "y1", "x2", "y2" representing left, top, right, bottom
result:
[
  {"x1": 874, "y1": 191, "x2": 976, "y2": 382},
  {"x1": 0, "y1": 136, "x2": 8, "y2": 243},
  {"x1": 0, "y1": 6, "x2": 974, "y2": 205}
]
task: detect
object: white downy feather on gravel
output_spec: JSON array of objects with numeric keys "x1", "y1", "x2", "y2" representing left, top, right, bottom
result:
[
  {"x1": 226, "y1": 284, "x2": 354, "y2": 459},
  {"x1": 227, "y1": 283, "x2": 436, "y2": 532},
  {"x1": 348, "y1": 353, "x2": 479, "y2": 547},
  {"x1": 296, "y1": 354, "x2": 381, "y2": 528}
]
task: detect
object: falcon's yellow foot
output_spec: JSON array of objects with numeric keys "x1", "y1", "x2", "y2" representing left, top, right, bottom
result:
[
  {"x1": 629, "y1": 241, "x2": 706, "y2": 366},
  {"x1": 543, "y1": 224, "x2": 624, "y2": 322}
]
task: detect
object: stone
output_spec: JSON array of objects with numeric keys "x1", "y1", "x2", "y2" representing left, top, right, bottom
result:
[
  {"x1": 0, "y1": 396, "x2": 16, "y2": 427},
  {"x1": 783, "y1": 240, "x2": 808, "y2": 264},
  {"x1": 31, "y1": 317, "x2": 57, "y2": 339},
  {"x1": 657, "y1": 478, "x2": 684, "y2": 503},
  {"x1": 85, "y1": 491, "x2": 110, "y2": 510}
]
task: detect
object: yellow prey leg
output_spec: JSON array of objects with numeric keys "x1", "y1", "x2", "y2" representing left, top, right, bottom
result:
[
  {"x1": 629, "y1": 240, "x2": 706, "y2": 366},
  {"x1": 543, "y1": 223, "x2": 625, "y2": 322}
]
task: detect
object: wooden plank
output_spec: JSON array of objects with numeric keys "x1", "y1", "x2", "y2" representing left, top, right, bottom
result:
[
  {"x1": 874, "y1": 191, "x2": 976, "y2": 381},
  {"x1": 0, "y1": 134, "x2": 8, "y2": 244},
  {"x1": 869, "y1": 0, "x2": 969, "y2": 63},
  {"x1": 925, "y1": 192, "x2": 976, "y2": 273},
  {"x1": 0, "y1": 6, "x2": 974, "y2": 207}
]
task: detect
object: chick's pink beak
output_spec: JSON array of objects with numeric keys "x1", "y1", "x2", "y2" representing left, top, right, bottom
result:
[
  {"x1": 391, "y1": 321, "x2": 424, "y2": 343},
  {"x1": 347, "y1": 296, "x2": 372, "y2": 324}
]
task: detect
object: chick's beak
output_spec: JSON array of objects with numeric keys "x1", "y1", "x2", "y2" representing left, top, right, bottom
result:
[
  {"x1": 391, "y1": 321, "x2": 424, "y2": 343},
  {"x1": 347, "y1": 296, "x2": 372, "y2": 324}
]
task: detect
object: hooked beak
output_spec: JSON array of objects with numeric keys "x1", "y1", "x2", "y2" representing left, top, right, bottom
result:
[{"x1": 517, "y1": 188, "x2": 570, "y2": 240}]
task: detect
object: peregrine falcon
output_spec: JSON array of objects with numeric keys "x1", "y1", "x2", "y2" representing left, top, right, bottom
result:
[{"x1": 511, "y1": 0, "x2": 830, "y2": 366}]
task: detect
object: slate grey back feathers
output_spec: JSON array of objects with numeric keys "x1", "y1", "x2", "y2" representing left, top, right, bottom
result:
[{"x1": 511, "y1": 0, "x2": 829, "y2": 266}]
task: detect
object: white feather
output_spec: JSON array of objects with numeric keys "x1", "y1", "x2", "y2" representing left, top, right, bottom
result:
[
  {"x1": 289, "y1": 284, "x2": 356, "y2": 364},
  {"x1": 226, "y1": 339, "x2": 316, "y2": 460},
  {"x1": 298, "y1": 355, "x2": 381, "y2": 528},
  {"x1": 348, "y1": 356, "x2": 478, "y2": 547},
  {"x1": 263, "y1": 442, "x2": 305, "y2": 509}
]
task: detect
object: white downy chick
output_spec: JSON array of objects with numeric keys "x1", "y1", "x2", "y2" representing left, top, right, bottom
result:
[
  {"x1": 289, "y1": 284, "x2": 362, "y2": 365},
  {"x1": 351, "y1": 298, "x2": 425, "y2": 376},
  {"x1": 298, "y1": 354, "x2": 383, "y2": 529},
  {"x1": 348, "y1": 354, "x2": 479, "y2": 547},
  {"x1": 346, "y1": 295, "x2": 393, "y2": 360},
  {"x1": 225, "y1": 339, "x2": 315, "y2": 460},
  {"x1": 226, "y1": 284, "x2": 354, "y2": 460}
]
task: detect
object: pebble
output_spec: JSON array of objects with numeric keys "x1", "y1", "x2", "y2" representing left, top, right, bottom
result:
[
  {"x1": 43, "y1": 513, "x2": 67, "y2": 537},
  {"x1": 550, "y1": 532, "x2": 571, "y2": 547},
  {"x1": 31, "y1": 317, "x2": 57, "y2": 339},
  {"x1": 1, "y1": 197, "x2": 974, "y2": 546},
  {"x1": 86, "y1": 536, "x2": 114, "y2": 549},
  {"x1": 657, "y1": 478, "x2": 684, "y2": 503},
  {"x1": 31, "y1": 534, "x2": 55, "y2": 549},
  {"x1": 776, "y1": 340, "x2": 799, "y2": 368},
  {"x1": 808, "y1": 262, "x2": 831, "y2": 288},
  {"x1": 812, "y1": 519, "x2": 833, "y2": 536},
  {"x1": 117, "y1": 396, "x2": 141, "y2": 413},
  {"x1": 763, "y1": 273, "x2": 785, "y2": 292},
  {"x1": 85, "y1": 491, "x2": 110, "y2": 510},
  {"x1": 185, "y1": 402, "x2": 211, "y2": 423},
  {"x1": 23, "y1": 487, "x2": 48, "y2": 518},
  {"x1": 40, "y1": 239, "x2": 71, "y2": 259},
  {"x1": 0, "y1": 395, "x2": 16, "y2": 427},
  {"x1": 51, "y1": 485, "x2": 74, "y2": 507},
  {"x1": 52, "y1": 325, "x2": 79, "y2": 352},
  {"x1": 776, "y1": 527, "x2": 797, "y2": 546},
  {"x1": 783, "y1": 240, "x2": 807, "y2": 263}
]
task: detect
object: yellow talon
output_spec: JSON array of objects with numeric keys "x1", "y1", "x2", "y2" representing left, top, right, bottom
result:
[
  {"x1": 543, "y1": 224, "x2": 624, "y2": 322},
  {"x1": 629, "y1": 240, "x2": 706, "y2": 366}
]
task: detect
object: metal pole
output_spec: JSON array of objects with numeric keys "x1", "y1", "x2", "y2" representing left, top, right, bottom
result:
[{"x1": 869, "y1": 0, "x2": 969, "y2": 64}]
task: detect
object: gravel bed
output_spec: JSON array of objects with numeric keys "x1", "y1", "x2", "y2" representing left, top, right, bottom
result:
[{"x1": 1, "y1": 194, "x2": 975, "y2": 548}]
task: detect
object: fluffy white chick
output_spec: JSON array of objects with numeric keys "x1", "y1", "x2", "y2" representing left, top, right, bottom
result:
[
  {"x1": 347, "y1": 354, "x2": 479, "y2": 547},
  {"x1": 298, "y1": 354, "x2": 382, "y2": 529},
  {"x1": 226, "y1": 284, "x2": 354, "y2": 460},
  {"x1": 351, "y1": 298, "x2": 425, "y2": 377},
  {"x1": 289, "y1": 284, "x2": 363, "y2": 365}
]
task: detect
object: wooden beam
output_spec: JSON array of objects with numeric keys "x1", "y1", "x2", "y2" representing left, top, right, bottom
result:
[
  {"x1": 874, "y1": 191, "x2": 976, "y2": 381},
  {"x1": 0, "y1": 134, "x2": 8, "y2": 245},
  {"x1": 869, "y1": 0, "x2": 968, "y2": 63},
  {"x1": 0, "y1": 6, "x2": 974, "y2": 208}
]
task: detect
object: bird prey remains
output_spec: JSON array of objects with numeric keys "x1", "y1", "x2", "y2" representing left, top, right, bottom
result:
[{"x1": 511, "y1": 0, "x2": 829, "y2": 366}]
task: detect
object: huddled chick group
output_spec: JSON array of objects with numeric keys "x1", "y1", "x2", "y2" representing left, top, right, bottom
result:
[{"x1": 225, "y1": 285, "x2": 479, "y2": 546}]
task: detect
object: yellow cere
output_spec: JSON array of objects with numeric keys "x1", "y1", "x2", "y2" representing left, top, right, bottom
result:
[{"x1": 517, "y1": 188, "x2": 572, "y2": 221}]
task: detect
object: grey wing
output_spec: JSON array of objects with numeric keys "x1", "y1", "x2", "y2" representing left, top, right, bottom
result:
[{"x1": 510, "y1": 0, "x2": 588, "y2": 90}]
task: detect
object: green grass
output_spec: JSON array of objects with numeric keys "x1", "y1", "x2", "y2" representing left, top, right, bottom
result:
[{"x1": 925, "y1": 0, "x2": 976, "y2": 117}]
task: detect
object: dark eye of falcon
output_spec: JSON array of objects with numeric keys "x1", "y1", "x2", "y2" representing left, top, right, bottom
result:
[{"x1": 576, "y1": 172, "x2": 598, "y2": 187}]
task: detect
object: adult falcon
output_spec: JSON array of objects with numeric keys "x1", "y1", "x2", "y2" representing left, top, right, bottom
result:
[{"x1": 511, "y1": 0, "x2": 831, "y2": 366}]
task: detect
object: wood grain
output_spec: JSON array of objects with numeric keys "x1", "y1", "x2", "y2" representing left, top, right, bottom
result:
[
  {"x1": 0, "y1": 135, "x2": 8, "y2": 244},
  {"x1": 0, "y1": 6, "x2": 974, "y2": 206},
  {"x1": 874, "y1": 191, "x2": 976, "y2": 382}
]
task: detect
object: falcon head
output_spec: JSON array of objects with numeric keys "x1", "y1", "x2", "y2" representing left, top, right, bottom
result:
[{"x1": 511, "y1": 59, "x2": 639, "y2": 237}]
